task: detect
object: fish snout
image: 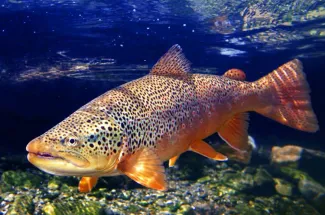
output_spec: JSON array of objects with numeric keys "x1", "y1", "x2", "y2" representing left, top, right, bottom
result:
[
  {"x1": 26, "y1": 137, "x2": 53, "y2": 155},
  {"x1": 26, "y1": 137, "x2": 42, "y2": 153}
]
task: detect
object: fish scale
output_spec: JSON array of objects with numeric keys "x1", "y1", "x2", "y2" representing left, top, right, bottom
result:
[{"x1": 26, "y1": 44, "x2": 318, "y2": 192}]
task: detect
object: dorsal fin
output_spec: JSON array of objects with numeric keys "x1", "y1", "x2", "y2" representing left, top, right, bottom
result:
[
  {"x1": 150, "y1": 44, "x2": 191, "y2": 76},
  {"x1": 223, "y1": 69, "x2": 246, "y2": 80}
]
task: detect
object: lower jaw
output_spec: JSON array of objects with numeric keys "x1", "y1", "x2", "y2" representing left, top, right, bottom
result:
[
  {"x1": 27, "y1": 153, "x2": 71, "y2": 175},
  {"x1": 26, "y1": 153, "x2": 94, "y2": 176}
]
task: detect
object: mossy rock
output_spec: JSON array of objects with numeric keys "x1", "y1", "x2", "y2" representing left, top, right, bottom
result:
[
  {"x1": 221, "y1": 171, "x2": 254, "y2": 191},
  {"x1": 125, "y1": 204, "x2": 142, "y2": 213},
  {"x1": 298, "y1": 179, "x2": 325, "y2": 214},
  {"x1": 235, "y1": 196, "x2": 320, "y2": 215},
  {"x1": 177, "y1": 204, "x2": 195, "y2": 215},
  {"x1": 253, "y1": 168, "x2": 275, "y2": 195},
  {"x1": 274, "y1": 178, "x2": 293, "y2": 196},
  {"x1": 7, "y1": 194, "x2": 34, "y2": 215},
  {"x1": 277, "y1": 167, "x2": 313, "y2": 182},
  {"x1": 47, "y1": 179, "x2": 60, "y2": 190},
  {"x1": 1, "y1": 170, "x2": 42, "y2": 190},
  {"x1": 235, "y1": 203, "x2": 262, "y2": 215},
  {"x1": 196, "y1": 176, "x2": 211, "y2": 184},
  {"x1": 42, "y1": 200, "x2": 103, "y2": 215},
  {"x1": 254, "y1": 168, "x2": 273, "y2": 186},
  {"x1": 273, "y1": 196, "x2": 320, "y2": 215}
]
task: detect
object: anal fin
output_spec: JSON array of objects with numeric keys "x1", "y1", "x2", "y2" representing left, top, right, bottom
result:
[
  {"x1": 78, "y1": 176, "x2": 99, "y2": 193},
  {"x1": 218, "y1": 112, "x2": 250, "y2": 151},
  {"x1": 189, "y1": 140, "x2": 227, "y2": 161},
  {"x1": 117, "y1": 148, "x2": 167, "y2": 191},
  {"x1": 169, "y1": 155, "x2": 180, "y2": 167}
]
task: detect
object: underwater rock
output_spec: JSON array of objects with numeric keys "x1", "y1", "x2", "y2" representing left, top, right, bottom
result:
[
  {"x1": 196, "y1": 176, "x2": 211, "y2": 184},
  {"x1": 177, "y1": 204, "x2": 195, "y2": 215},
  {"x1": 47, "y1": 179, "x2": 60, "y2": 190},
  {"x1": 7, "y1": 194, "x2": 34, "y2": 215},
  {"x1": 276, "y1": 166, "x2": 311, "y2": 182},
  {"x1": 1, "y1": 170, "x2": 42, "y2": 191},
  {"x1": 271, "y1": 145, "x2": 325, "y2": 165},
  {"x1": 42, "y1": 200, "x2": 103, "y2": 215},
  {"x1": 298, "y1": 179, "x2": 325, "y2": 214},
  {"x1": 271, "y1": 145, "x2": 303, "y2": 167},
  {"x1": 274, "y1": 178, "x2": 293, "y2": 196},
  {"x1": 221, "y1": 170, "x2": 254, "y2": 191},
  {"x1": 254, "y1": 168, "x2": 274, "y2": 187},
  {"x1": 221, "y1": 167, "x2": 274, "y2": 195},
  {"x1": 271, "y1": 145, "x2": 325, "y2": 185}
]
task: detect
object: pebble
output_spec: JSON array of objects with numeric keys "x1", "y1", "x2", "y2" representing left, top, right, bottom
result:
[{"x1": 155, "y1": 199, "x2": 165, "y2": 207}]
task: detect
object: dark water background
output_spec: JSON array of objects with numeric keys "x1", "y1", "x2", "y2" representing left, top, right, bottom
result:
[{"x1": 0, "y1": 0, "x2": 324, "y2": 156}]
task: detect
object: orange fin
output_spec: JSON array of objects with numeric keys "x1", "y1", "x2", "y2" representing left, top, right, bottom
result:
[
  {"x1": 169, "y1": 155, "x2": 180, "y2": 167},
  {"x1": 218, "y1": 113, "x2": 250, "y2": 151},
  {"x1": 78, "y1": 176, "x2": 99, "y2": 193},
  {"x1": 117, "y1": 148, "x2": 167, "y2": 191},
  {"x1": 150, "y1": 44, "x2": 191, "y2": 76},
  {"x1": 255, "y1": 59, "x2": 319, "y2": 132},
  {"x1": 223, "y1": 69, "x2": 246, "y2": 80},
  {"x1": 189, "y1": 140, "x2": 228, "y2": 161}
]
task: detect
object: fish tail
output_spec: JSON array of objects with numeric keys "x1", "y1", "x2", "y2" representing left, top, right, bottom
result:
[{"x1": 255, "y1": 59, "x2": 319, "y2": 132}]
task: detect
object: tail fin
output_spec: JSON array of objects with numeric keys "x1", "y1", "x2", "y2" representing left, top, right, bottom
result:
[{"x1": 255, "y1": 59, "x2": 319, "y2": 132}]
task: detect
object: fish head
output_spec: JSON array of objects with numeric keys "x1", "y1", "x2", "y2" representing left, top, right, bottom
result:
[{"x1": 26, "y1": 111, "x2": 124, "y2": 176}]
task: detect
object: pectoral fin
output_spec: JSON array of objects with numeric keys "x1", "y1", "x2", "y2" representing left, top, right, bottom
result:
[
  {"x1": 169, "y1": 155, "x2": 180, "y2": 167},
  {"x1": 189, "y1": 140, "x2": 228, "y2": 161},
  {"x1": 117, "y1": 148, "x2": 167, "y2": 191},
  {"x1": 78, "y1": 176, "x2": 99, "y2": 193}
]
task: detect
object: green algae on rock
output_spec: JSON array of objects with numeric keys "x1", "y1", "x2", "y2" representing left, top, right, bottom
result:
[
  {"x1": 274, "y1": 178, "x2": 293, "y2": 196},
  {"x1": 1, "y1": 170, "x2": 42, "y2": 190},
  {"x1": 42, "y1": 200, "x2": 103, "y2": 215},
  {"x1": 196, "y1": 176, "x2": 212, "y2": 184},
  {"x1": 7, "y1": 194, "x2": 34, "y2": 215}
]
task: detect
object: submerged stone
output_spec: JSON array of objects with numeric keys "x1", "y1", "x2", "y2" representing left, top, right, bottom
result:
[
  {"x1": 177, "y1": 204, "x2": 195, "y2": 215},
  {"x1": 1, "y1": 170, "x2": 42, "y2": 190},
  {"x1": 254, "y1": 168, "x2": 274, "y2": 187},
  {"x1": 276, "y1": 166, "x2": 312, "y2": 182},
  {"x1": 298, "y1": 179, "x2": 325, "y2": 214},
  {"x1": 196, "y1": 176, "x2": 211, "y2": 184},
  {"x1": 271, "y1": 145, "x2": 303, "y2": 168},
  {"x1": 220, "y1": 167, "x2": 274, "y2": 195},
  {"x1": 271, "y1": 145, "x2": 325, "y2": 185},
  {"x1": 42, "y1": 200, "x2": 103, "y2": 215},
  {"x1": 7, "y1": 194, "x2": 34, "y2": 215},
  {"x1": 47, "y1": 179, "x2": 60, "y2": 190},
  {"x1": 274, "y1": 178, "x2": 293, "y2": 196}
]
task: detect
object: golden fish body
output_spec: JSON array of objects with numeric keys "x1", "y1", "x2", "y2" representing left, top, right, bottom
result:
[{"x1": 26, "y1": 45, "x2": 318, "y2": 192}]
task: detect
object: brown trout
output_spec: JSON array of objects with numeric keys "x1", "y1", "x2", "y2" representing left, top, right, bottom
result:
[{"x1": 26, "y1": 45, "x2": 319, "y2": 192}]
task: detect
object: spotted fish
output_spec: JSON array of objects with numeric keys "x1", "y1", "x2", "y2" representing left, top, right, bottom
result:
[{"x1": 26, "y1": 45, "x2": 319, "y2": 192}]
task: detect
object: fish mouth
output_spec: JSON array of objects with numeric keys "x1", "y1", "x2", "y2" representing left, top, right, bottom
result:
[{"x1": 29, "y1": 152, "x2": 62, "y2": 160}]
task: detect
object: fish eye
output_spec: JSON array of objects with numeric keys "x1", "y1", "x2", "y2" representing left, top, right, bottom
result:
[{"x1": 66, "y1": 137, "x2": 78, "y2": 146}]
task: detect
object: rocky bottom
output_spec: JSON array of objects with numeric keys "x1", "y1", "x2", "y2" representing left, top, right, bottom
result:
[{"x1": 1, "y1": 145, "x2": 325, "y2": 215}]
